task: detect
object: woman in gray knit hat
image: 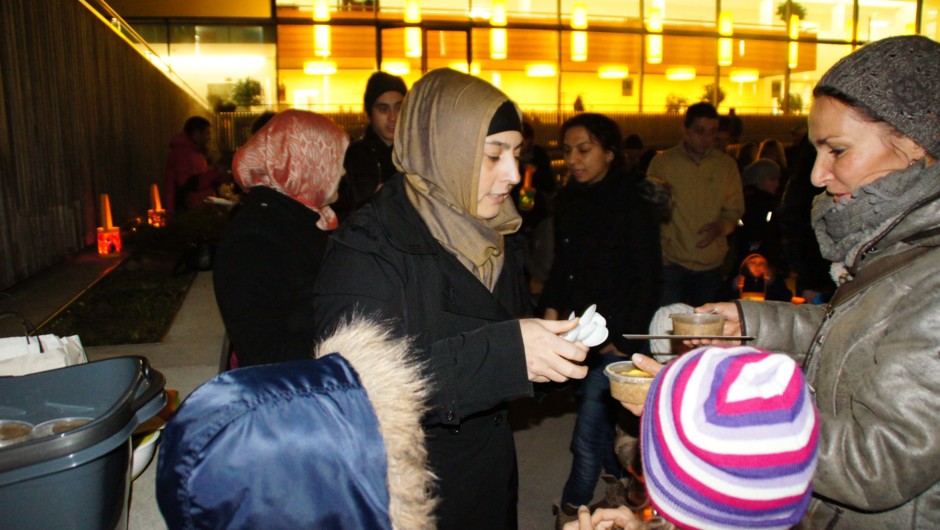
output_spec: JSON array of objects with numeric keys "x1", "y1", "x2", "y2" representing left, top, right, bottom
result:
[{"x1": 618, "y1": 35, "x2": 940, "y2": 529}]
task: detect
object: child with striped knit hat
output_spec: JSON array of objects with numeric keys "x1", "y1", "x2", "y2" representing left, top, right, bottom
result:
[{"x1": 565, "y1": 346, "x2": 818, "y2": 530}]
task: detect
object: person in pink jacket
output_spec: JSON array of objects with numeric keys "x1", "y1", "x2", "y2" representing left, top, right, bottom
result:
[{"x1": 164, "y1": 116, "x2": 223, "y2": 215}]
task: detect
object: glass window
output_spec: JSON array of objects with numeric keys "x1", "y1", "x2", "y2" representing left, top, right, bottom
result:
[
  {"x1": 651, "y1": 0, "x2": 715, "y2": 28},
  {"x1": 426, "y1": 29, "x2": 471, "y2": 71},
  {"x1": 923, "y1": 0, "x2": 940, "y2": 40},
  {"x1": 719, "y1": 0, "x2": 786, "y2": 32},
  {"x1": 560, "y1": 32, "x2": 642, "y2": 112},
  {"x1": 279, "y1": 25, "x2": 378, "y2": 111},
  {"x1": 786, "y1": 42, "x2": 853, "y2": 113},
  {"x1": 858, "y1": 0, "x2": 918, "y2": 41},
  {"x1": 470, "y1": 28, "x2": 559, "y2": 111},
  {"x1": 642, "y1": 35, "x2": 716, "y2": 113},
  {"x1": 158, "y1": 24, "x2": 277, "y2": 110}
]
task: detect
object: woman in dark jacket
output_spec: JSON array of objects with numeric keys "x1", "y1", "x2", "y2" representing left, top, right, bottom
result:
[
  {"x1": 312, "y1": 68, "x2": 589, "y2": 530},
  {"x1": 541, "y1": 113, "x2": 664, "y2": 521},
  {"x1": 213, "y1": 110, "x2": 349, "y2": 367}
]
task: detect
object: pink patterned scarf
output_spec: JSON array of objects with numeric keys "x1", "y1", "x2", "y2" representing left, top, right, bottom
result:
[{"x1": 234, "y1": 109, "x2": 350, "y2": 230}]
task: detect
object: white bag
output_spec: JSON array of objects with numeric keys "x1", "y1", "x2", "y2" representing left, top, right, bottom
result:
[{"x1": 0, "y1": 334, "x2": 87, "y2": 376}]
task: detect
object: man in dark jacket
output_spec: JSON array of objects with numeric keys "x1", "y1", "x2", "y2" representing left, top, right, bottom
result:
[{"x1": 333, "y1": 72, "x2": 407, "y2": 221}]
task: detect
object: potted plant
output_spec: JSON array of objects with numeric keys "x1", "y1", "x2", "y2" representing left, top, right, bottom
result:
[
  {"x1": 776, "y1": 1, "x2": 807, "y2": 23},
  {"x1": 231, "y1": 78, "x2": 263, "y2": 109}
]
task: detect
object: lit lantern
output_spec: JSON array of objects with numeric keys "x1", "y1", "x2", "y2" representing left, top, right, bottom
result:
[
  {"x1": 718, "y1": 38, "x2": 733, "y2": 66},
  {"x1": 490, "y1": 0, "x2": 507, "y2": 60},
  {"x1": 717, "y1": 13, "x2": 733, "y2": 67},
  {"x1": 571, "y1": 1, "x2": 588, "y2": 30},
  {"x1": 571, "y1": 31, "x2": 588, "y2": 62},
  {"x1": 788, "y1": 14, "x2": 799, "y2": 68},
  {"x1": 404, "y1": 0, "x2": 422, "y2": 58},
  {"x1": 405, "y1": 27, "x2": 422, "y2": 58},
  {"x1": 646, "y1": 8, "x2": 663, "y2": 64},
  {"x1": 147, "y1": 184, "x2": 166, "y2": 227},
  {"x1": 314, "y1": 25, "x2": 331, "y2": 58},
  {"x1": 97, "y1": 193, "x2": 122, "y2": 256},
  {"x1": 313, "y1": 0, "x2": 330, "y2": 22},
  {"x1": 490, "y1": 28, "x2": 507, "y2": 60},
  {"x1": 646, "y1": 35, "x2": 663, "y2": 64}
]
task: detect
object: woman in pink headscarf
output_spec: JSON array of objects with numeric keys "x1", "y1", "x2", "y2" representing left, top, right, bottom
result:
[{"x1": 213, "y1": 109, "x2": 350, "y2": 367}]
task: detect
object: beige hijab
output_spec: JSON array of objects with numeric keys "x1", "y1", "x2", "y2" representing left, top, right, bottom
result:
[{"x1": 393, "y1": 68, "x2": 522, "y2": 290}]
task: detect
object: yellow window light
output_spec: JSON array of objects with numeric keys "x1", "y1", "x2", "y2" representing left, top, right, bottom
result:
[
  {"x1": 718, "y1": 37, "x2": 733, "y2": 67},
  {"x1": 718, "y1": 12, "x2": 733, "y2": 37},
  {"x1": 571, "y1": 31, "x2": 588, "y2": 62},
  {"x1": 490, "y1": 28, "x2": 507, "y2": 60},
  {"x1": 491, "y1": 0, "x2": 507, "y2": 27},
  {"x1": 304, "y1": 60, "x2": 337, "y2": 75},
  {"x1": 314, "y1": 24, "x2": 331, "y2": 58},
  {"x1": 729, "y1": 68, "x2": 759, "y2": 83},
  {"x1": 382, "y1": 60, "x2": 411, "y2": 76},
  {"x1": 572, "y1": 1, "x2": 588, "y2": 30},
  {"x1": 646, "y1": 34, "x2": 662, "y2": 64},
  {"x1": 598, "y1": 65, "x2": 629, "y2": 79},
  {"x1": 313, "y1": 0, "x2": 330, "y2": 22},
  {"x1": 405, "y1": 27, "x2": 422, "y2": 58},
  {"x1": 405, "y1": 0, "x2": 421, "y2": 24},
  {"x1": 525, "y1": 63, "x2": 557, "y2": 77},
  {"x1": 666, "y1": 67, "x2": 696, "y2": 81}
]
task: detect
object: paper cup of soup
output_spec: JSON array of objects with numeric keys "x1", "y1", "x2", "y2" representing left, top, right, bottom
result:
[
  {"x1": 31, "y1": 417, "x2": 94, "y2": 438},
  {"x1": 605, "y1": 361, "x2": 655, "y2": 405},
  {"x1": 670, "y1": 313, "x2": 724, "y2": 336},
  {"x1": 0, "y1": 420, "x2": 34, "y2": 448}
]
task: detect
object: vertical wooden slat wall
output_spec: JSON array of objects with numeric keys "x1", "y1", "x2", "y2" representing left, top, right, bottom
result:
[{"x1": 0, "y1": 0, "x2": 208, "y2": 290}]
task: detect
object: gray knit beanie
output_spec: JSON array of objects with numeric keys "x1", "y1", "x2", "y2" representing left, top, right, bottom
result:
[{"x1": 815, "y1": 35, "x2": 940, "y2": 158}]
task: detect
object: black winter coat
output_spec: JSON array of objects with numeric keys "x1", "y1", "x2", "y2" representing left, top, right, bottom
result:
[
  {"x1": 213, "y1": 186, "x2": 329, "y2": 366},
  {"x1": 313, "y1": 174, "x2": 533, "y2": 529},
  {"x1": 333, "y1": 126, "x2": 396, "y2": 221},
  {"x1": 540, "y1": 169, "x2": 663, "y2": 354}
]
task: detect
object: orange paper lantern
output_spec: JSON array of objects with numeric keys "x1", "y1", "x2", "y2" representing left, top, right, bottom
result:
[
  {"x1": 147, "y1": 184, "x2": 167, "y2": 227},
  {"x1": 97, "y1": 193, "x2": 122, "y2": 256}
]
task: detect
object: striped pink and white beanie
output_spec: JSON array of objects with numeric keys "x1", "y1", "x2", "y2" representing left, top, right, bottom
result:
[{"x1": 641, "y1": 346, "x2": 818, "y2": 530}]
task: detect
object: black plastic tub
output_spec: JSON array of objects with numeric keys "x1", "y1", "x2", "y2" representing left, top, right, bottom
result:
[{"x1": 0, "y1": 356, "x2": 165, "y2": 530}]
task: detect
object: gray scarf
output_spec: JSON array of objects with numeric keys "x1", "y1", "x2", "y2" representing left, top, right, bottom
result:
[{"x1": 812, "y1": 160, "x2": 940, "y2": 270}]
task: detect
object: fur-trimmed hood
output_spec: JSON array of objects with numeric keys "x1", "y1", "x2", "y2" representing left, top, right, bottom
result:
[
  {"x1": 315, "y1": 317, "x2": 436, "y2": 529},
  {"x1": 157, "y1": 318, "x2": 435, "y2": 529}
]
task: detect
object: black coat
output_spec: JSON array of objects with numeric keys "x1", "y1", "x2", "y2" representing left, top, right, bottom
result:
[
  {"x1": 540, "y1": 169, "x2": 663, "y2": 354},
  {"x1": 313, "y1": 174, "x2": 532, "y2": 529},
  {"x1": 213, "y1": 186, "x2": 329, "y2": 366},
  {"x1": 333, "y1": 126, "x2": 396, "y2": 221}
]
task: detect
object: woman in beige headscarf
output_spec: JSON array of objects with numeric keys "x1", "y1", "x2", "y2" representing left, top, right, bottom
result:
[{"x1": 314, "y1": 68, "x2": 589, "y2": 529}]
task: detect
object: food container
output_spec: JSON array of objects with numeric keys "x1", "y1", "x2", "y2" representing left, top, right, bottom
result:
[
  {"x1": 0, "y1": 356, "x2": 165, "y2": 530},
  {"x1": 131, "y1": 429, "x2": 161, "y2": 480},
  {"x1": 670, "y1": 312, "x2": 725, "y2": 336},
  {"x1": 605, "y1": 361, "x2": 655, "y2": 405},
  {"x1": 31, "y1": 417, "x2": 94, "y2": 438},
  {"x1": 0, "y1": 420, "x2": 33, "y2": 449}
]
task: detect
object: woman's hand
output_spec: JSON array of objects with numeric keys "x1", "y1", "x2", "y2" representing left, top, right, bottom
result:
[
  {"x1": 562, "y1": 505, "x2": 645, "y2": 530},
  {"x1": 519, "y1": 319, "x2": 589, "y2": 383},
  {"x1": 687, "y1": 303, "x2": 742, "y2": 345},
  {"x1": 620, "y1": 353, "x2": 664, "y2": 416}
]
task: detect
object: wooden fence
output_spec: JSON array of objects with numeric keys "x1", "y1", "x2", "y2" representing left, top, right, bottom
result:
[{"x1": 0, "y1": 0, "x2": 207, "y2": 290}]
